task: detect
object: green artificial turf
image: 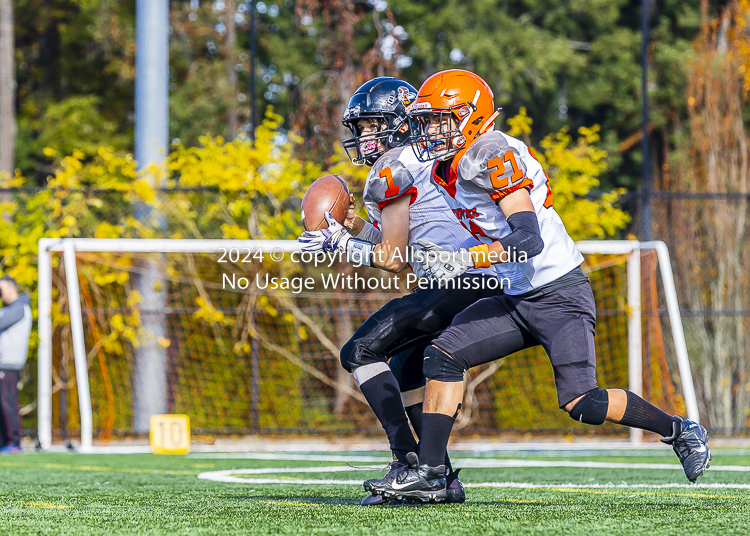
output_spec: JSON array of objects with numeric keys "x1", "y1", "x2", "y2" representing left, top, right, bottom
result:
[{"x1": 1, "y1": 450, "x2": 749, "y2": 535}]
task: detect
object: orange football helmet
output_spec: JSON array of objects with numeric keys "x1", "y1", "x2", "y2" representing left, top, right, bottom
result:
[{"x1": 409, "y1": 69, "x2": 499, "y2": 162}]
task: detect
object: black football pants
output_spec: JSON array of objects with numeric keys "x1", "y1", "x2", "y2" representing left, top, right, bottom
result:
[
  {"x1": 340, "y1": 273, "x2": 503, "y2": 390},
  {"x1": 431, "y1": 281, "x2": 599, "y2": 408}
]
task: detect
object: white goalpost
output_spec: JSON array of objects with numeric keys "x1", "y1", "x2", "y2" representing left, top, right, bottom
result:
[
  {"x1": 576, "y1": 240, "x2": 700, "y2": 442},
  {"x1": 36, "y1": 238, "x2": 699, "y2": 451},
  {"x1": 37, "y1": 238, "x2": 302, "y2": 451}
]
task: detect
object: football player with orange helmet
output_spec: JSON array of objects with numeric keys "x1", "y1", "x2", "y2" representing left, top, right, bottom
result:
[{"x1": 365, "y1": 70, "x2": 711, "y2": 504}]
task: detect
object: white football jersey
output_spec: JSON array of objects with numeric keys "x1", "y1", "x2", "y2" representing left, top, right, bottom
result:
[
  {"x1": 363, "y1": 146, "x2": 494, "y2": 279},
  {"x1": 430, "y1": 130, "x2": 584, "y2": 295}
]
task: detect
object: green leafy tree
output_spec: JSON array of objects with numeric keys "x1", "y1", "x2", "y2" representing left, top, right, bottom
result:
[{"x1": 389, "y1": 0, "x2": 704, "y2": 191}]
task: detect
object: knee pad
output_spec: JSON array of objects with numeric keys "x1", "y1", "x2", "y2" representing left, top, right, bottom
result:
[
  {"x1": 339, "y1": 339, "x2": 357, "y2": 373},
  {"x1": 422, "y1": 345, "x2": 464, "y2": 382},
  {"x1": 568, "y1": 388, "x2": 609, "y2": 425},
  {"x1": 340, "y1": 338, "x2": 371, "y2": 373}
]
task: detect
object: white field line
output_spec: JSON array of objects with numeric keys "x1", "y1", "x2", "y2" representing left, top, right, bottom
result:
[
  {"x1": 189, "y1": 453, "x2": 389, "y2": 462},
  {"x1": 187, "y1": 441, "x2": 671, "y2": 454},
  {"x1": 196, "y1": 462, "x2": 750, "y2": 474},
  {"x1": 193, "y1": 458, "x2": 750, "y2": 472},
  {"x1": 197, "y1": 469, "x2": 750, "y2": 490},
  {"x1": 187, "y1": 449, "x2": 750, "y2": 460},
  {"x1": 202, "y1": 478, "x2": 750, "y2": 490},
  {"x1": 467, "y1": 482, "x2": 750, "y2": 490},
  {"x1": 66, "y1": 448, "x2": 750, "y2": 459},
  {"x1": 455, "y1": 459, "x2": 750, "y2": 472},
  {"x1": 204, "y1": 466, "x2": 383, "y2": 474},
  {"x1": 197, "y1": 460, "x2": 750, "y2": 486}
]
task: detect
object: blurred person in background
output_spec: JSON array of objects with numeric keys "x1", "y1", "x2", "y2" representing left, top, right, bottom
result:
[{"x1": 0, "y1": 275, "x2": 32, "y2": 454}]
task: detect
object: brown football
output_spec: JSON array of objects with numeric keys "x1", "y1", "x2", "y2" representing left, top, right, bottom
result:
[{"x1": 301, "y1": 174, "x2": 351, "y2": 231}]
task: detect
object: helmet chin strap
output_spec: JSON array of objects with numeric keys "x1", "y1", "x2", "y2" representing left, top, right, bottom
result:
[{"x1": 476, "y1": 111, "x2": 500, "y2": 137}]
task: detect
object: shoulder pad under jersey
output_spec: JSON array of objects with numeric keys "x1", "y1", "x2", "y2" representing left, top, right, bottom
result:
[
  {"x1": 458, "y1": 131, "x2": 533, "y2": 201},
  {"x1": 365, "y1": 147, "x2": 417, "y2": 208}
]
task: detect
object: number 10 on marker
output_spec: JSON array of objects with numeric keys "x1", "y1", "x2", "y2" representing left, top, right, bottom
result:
[{"x1": 150, "y1": 414, "x2": 190, "y2": 454}]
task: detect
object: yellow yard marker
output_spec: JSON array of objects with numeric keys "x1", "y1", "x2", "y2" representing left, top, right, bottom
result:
[{"x1": 149, "y1": 414, "x2": 190, "y2": 454}]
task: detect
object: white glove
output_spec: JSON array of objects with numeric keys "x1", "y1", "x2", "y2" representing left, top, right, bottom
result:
[
  {"x1": 298, "y1": 212, "x2": 352, "y2": 253},
  {"x1": 416, "y1": 239, "x2": 475, "y2": 280}
]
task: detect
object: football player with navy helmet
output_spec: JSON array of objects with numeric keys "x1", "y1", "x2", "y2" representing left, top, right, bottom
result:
[{"x1": 298, "y1": 77, "x2": 503, "y2": 505}]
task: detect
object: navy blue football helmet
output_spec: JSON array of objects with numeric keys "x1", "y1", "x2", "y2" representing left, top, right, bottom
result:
[{"x1": 341, "y1": 78, "x2": 417, "y2": 166}]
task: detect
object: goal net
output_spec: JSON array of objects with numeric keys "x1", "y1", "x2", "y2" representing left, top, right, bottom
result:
[{"x1": 37, "y1": 239, "x2": 698, "y2": 449}]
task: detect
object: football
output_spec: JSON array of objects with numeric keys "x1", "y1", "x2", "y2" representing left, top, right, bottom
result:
[{"x1": 301, "y1": 174, "x2": 351, "y2": 231}]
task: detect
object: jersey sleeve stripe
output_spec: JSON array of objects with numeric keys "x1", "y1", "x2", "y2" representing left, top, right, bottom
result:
[
  {"x1": 490, "y1": 178, "x2": 533, "y2": 201},
  {"x1": 377, "y1": 186, "x2": 418, "y2": 209}
]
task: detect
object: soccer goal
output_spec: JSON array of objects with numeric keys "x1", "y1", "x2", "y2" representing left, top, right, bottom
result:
[{"x1": 36, "y1": 238, "x2": 699, "y2": 451}]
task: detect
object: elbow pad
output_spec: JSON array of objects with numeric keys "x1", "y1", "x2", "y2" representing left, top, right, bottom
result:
[{"x1": 498, "y1": 211, "x2": 544, "y2": 259}]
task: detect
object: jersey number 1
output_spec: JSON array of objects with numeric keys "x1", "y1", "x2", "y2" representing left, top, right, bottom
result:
[{"x1": 381, "y1": 167, "x2": 400, "y2": 197}]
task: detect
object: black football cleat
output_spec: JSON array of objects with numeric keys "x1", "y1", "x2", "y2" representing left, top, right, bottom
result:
[
  {"x1": 363, "y1": 461, "x2": 407, "y2": 494},
  {"x1": 446, "y1": 468, "x2": 465, "y2": 503},
  {"x1": 369, "y1": 452, "x2": 447, "y2": 503},
  {"x1": 661, "y1": 416, "x2": 712, "y2": 483}
]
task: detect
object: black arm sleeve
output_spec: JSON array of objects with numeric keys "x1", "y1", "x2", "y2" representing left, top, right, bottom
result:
[{"x1": 498, "y1": 211, "x2": 544, "y2": 259}]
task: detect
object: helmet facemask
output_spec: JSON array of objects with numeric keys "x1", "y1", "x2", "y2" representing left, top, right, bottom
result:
[
  {"x1": 342, "y1": 113, "x2": 410, "y2": 166},
  {"x1": 409, "y1": 106, "x2": 472, "y2": 162}
]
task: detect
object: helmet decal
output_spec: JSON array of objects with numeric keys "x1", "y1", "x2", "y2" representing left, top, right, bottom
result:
[
  {"x1": 342, "y1": 104, "x2": 361, "y2": 120},
  {"x1": 397, "y1": 85, "x2": 416, "y2": 105},
  {"x1": 359, "y1": 139, "x2": 379, "y2": 156}
]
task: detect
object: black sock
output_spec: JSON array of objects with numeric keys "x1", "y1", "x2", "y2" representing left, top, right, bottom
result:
[
  {"x1": 405, "y1": 402, "x2": 423, "y2": 438},
  {"x1": 406, "y1": 403, "x2": 453, "y2": 472},
  {"x1": 359, "y1": 371, "x2": 418, "y2": 463},
  {"x1": 418, "y1": 413, "x2": 455, "y2": 468},
  {"x1": 618, "y1": 390, "x2": 678, "y2": 437}
]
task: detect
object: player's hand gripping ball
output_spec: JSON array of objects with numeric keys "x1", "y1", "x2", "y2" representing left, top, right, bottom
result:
[{"x1": 298, "y1": 212, "x2": 353, "y2": 254}]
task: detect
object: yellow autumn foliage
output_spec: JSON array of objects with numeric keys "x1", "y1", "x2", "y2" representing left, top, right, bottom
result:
[
  {"x1": 0, "y1": 111, "x2": 330, "y2": 392},
  {"x1": 0, "y1": 110, "x2": 326, "y2": 290},
  {"x1": 506, "y1": 108, "x2": 629, "y2": 240}
]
